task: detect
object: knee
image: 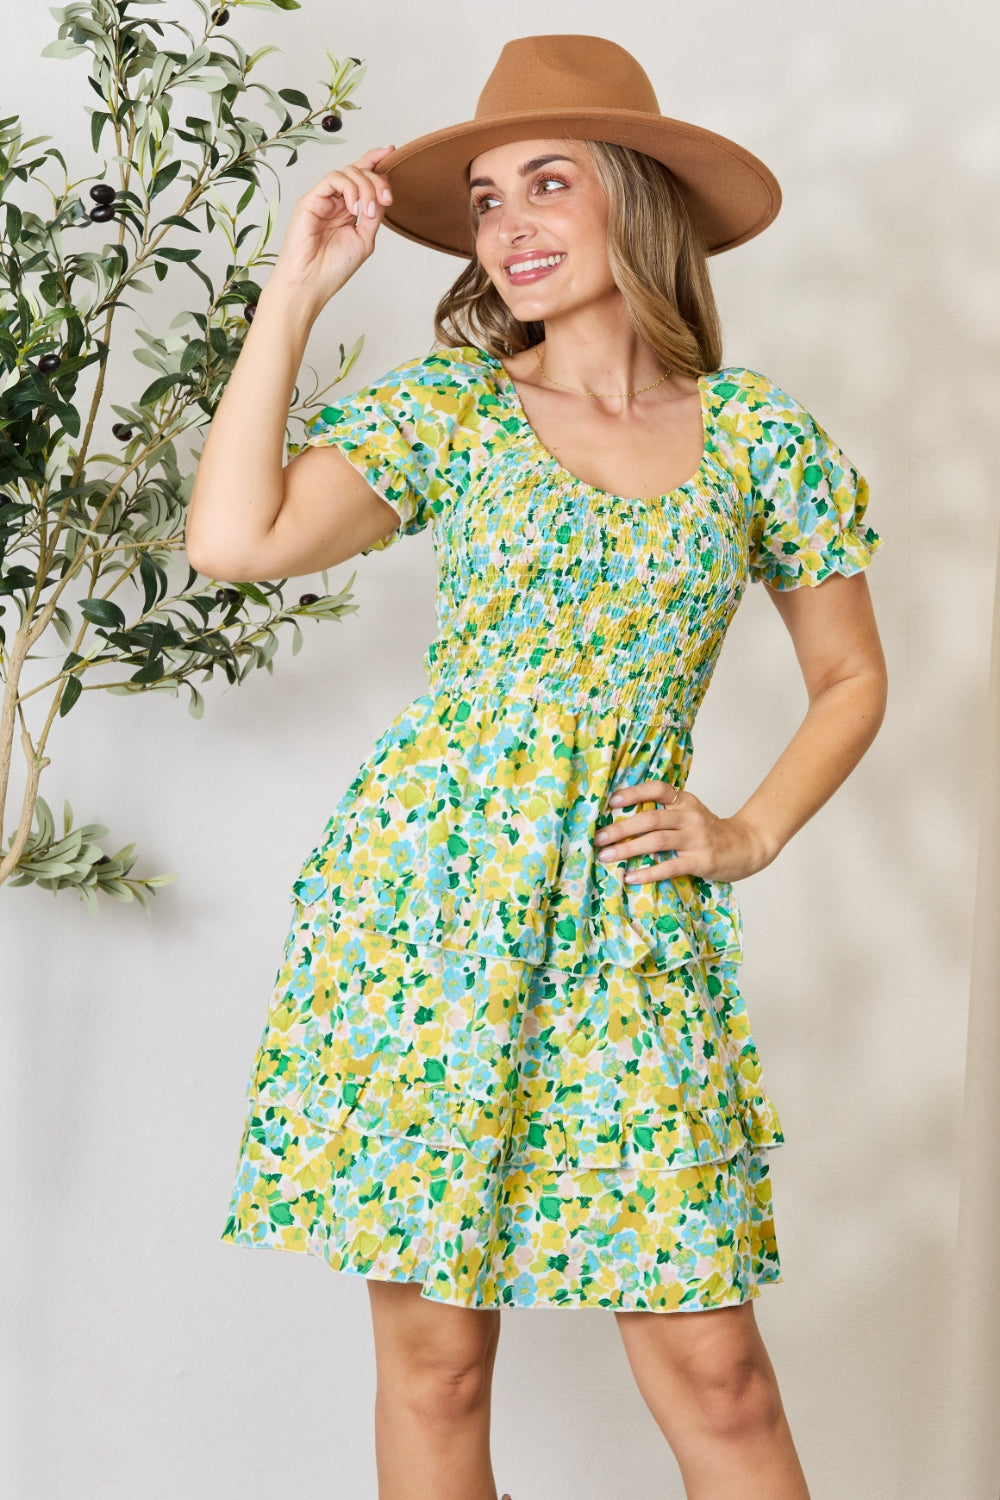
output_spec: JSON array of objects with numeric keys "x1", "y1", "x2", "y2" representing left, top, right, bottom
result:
[
  {"x1": 683, "y1": 1349, "x2": 783, "y2": 1441},
  {"x1": 369, "y1": 1284, "x2": 499, "y2": 1427},
  {"x1": 402, "y1": 1350, "x2": 493, "y2": 1425}
]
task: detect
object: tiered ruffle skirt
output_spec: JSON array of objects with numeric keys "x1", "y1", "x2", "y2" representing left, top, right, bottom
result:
[{"x1": 221, "y1": 689, "x2": 784, "y2": 1310}]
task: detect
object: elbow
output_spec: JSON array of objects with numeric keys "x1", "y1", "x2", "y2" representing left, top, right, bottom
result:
[
  {"x1": 183, "y1": 526, "x2": 254, "y2": 583},
  {"x1": 871, "y1": 662, "x2": 889, "y2": 739},
  {"x1": 184, "y1": 485, "x2": 266, "y2": 581},
  {"x1": 810, "y1": 658, "x2": 888, "y2": 754},
  {"x1": 862, "y1": 644, "x2": 889, "y2": 737},
  {"x1": 847, "y1": 661, "x2": 889, "y2": 749},
  {"x1": 183, "y1": 533, "x2": 225, "y2": 580},
  {"x1": 183, "y1": 507, "x2": 217, "y2": 577}
]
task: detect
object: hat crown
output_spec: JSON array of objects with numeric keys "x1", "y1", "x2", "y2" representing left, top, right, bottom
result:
[
  {"x1": 379, "y1": 33, "x2": 780, "y2": 258},
  {"x1": 474, "y1": 34, "x2": 661, "y2": 121}
]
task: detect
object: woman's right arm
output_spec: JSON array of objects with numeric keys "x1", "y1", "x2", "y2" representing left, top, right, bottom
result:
[{"x1": 184, "y1": 148, "x2": 402, "y2": 582}]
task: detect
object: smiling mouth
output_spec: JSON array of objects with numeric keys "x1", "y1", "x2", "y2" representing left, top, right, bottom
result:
[{"x1": 505, "y1": 253, "x2": 566, "y2": 282}]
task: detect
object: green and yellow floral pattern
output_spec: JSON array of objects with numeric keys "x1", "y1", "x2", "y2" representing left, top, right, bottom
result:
[{"x1": 220, "y1": 347, "x2": 880, "y2": 1310}]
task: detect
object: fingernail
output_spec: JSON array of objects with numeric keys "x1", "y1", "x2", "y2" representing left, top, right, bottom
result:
[{"x1": 367, "y1": 200, "x2": 376, "y2": 217}]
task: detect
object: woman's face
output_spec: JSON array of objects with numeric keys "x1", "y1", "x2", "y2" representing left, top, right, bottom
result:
[{"x1": 467, "y1": 137, "x2": 618, "y2": 323}]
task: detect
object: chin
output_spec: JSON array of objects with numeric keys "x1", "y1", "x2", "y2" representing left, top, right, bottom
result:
[
  {"x1": 495, "y1": 286, "x2": 574, "y2": 320},
  {"x1": 501, "y1": 296, "x2": 555, "y2": 320}
]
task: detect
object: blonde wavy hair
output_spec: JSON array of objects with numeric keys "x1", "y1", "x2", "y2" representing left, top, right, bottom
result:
[{"x1": 432, "y1": 139, "x2": 723, "y2": 377}]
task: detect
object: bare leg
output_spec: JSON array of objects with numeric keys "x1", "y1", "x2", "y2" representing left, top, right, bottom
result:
[
  {"x1": 614, "y1": 1301, "x2": 809, "y2": 1500},
  {"x1": 367, "y1": 1279, "x2": 502, "y2": 1500}
]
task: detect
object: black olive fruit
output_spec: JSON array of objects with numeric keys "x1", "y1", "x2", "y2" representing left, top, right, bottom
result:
[
  {"x1": 111, "y1": 423, "x2": 134, "y2": 441},
  {"x1": 298, "y1": 592, "x2": 319, "y2": 606},
  {"x1": 89, "y1": 204, "x2": 116, "y2": 223},
  {"x1": 215, "y1": 587, "x2": 241, "y2": 607},
  {"x1": 89, "y1": 183, "x2": 115, "y2": 204},
  {"x1": 38, "y1": 353, "x2": 62, "y2": 374},
  {"x1": 244, "y1": 303, "x2": 257, "y2": 323},
  {"x1": 212, "y1": 7, "x2": 229, "y2": 24},
  {"x1": 321, "y1": 114, "x2": 343, "y2": 133}
]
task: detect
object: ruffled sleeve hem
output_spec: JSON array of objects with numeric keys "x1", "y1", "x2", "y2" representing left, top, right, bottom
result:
[
  {"x1": 753, "y1": 518, "x2": 883, "y2": 591},
  {"x1": 297, "y1": 348, "x2": 490, "y2": 554}
]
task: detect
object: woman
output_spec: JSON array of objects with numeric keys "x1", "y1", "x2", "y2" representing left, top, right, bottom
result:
[{"x1": 188, "y1": 34, "x2": 885, "y2": 1500}]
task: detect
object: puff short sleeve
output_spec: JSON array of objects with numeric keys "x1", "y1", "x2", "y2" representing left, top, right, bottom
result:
[
  {"x1": 733, "y1": 372, "x2": 882, "y2": 590},
  {"x1": 298, "y1": 350, "x2": 476, "y2": 555}
]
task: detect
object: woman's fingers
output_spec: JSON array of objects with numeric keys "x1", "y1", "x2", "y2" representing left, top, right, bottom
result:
[
  {"x1": 351, "y1": 144, "x2": 397, "y2": 170},
  {"x1": 593, "y1": 789, "x2": 732, "y2": 880},
  {"x1": 346, "y1": 145, "x2": 396, "y2": 205},
  {"x1": 336, "y1": 167, "x2": 392, "y2": 215},
  {"x1": 597, "y1": 826, "x2": 680, "y2": 863},
  {"x1": 624, "y1": 857, "x2": 696, "y2": 884},
  {"x1": 595, "y1": 804, "x2": 685, "y2": 852},
  {"x1": 607, "y1": 778, "x2": 679, "y2": 809},
  {"x1": 595, "y1": 805, "x2": 765, "y2": 884},
  {"x1": 314, "y1": 159, "x2": 394, "y2": 217}
]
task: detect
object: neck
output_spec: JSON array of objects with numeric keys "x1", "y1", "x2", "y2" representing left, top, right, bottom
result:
[{"x1": 533, "y1": 306, "x2": 666, "y2": 398}]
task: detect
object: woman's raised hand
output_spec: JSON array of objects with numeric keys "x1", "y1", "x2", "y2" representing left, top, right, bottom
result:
[{"x1": 266, "y1": 146, "x2": 396, "y2": 315}]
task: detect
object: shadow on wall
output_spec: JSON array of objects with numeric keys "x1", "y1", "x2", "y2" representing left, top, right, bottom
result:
[{"x1": 707, "y1": 48, "x2": 1000, "y2": 1496}]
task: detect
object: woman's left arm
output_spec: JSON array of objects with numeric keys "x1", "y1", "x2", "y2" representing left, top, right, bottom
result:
[{"x1": 594, "y1": 571, "x2": 888, "y2": 884}]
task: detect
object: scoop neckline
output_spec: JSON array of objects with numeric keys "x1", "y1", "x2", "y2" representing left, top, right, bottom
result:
[{"x1": 476, "y1": 346, "x2": 713, "y2": 506}]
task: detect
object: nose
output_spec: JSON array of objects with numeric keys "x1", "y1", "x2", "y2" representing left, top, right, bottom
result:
[{"x1": 495, "y1": 195, "x2": 537, "y2": 245}]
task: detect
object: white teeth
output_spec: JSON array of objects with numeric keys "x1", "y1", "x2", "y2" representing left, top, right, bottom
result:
[{"x1": 507, "y1": 254, "x2": 565, "y2": 274}]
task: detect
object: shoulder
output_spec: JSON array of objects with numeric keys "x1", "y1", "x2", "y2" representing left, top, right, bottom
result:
[
  {"x1": 342, "y1": 344, "x2": 501, "y2": 410},
  {"x1": 702, "y1": 366, "x2": 844, "y2": 491},
  {"x1": 302, "y1": 345, "x2": 504, "y2": 466},
  {"x1": 702, "y1": 365, "x2": 813, "y2": 431},
  {"x1": 703, "y1": 366, "x2": 866, "y2": 514}
]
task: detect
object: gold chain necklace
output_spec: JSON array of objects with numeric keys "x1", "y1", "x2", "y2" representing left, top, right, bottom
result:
[{"x1": 532, "y1": 344, "x2": 670, "y2": 399}]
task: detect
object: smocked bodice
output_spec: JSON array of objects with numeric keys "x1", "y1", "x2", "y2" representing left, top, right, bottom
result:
[
  {"x1": 426, "y1": 365, "x2": 748, "y2": 728},
  {"x1": 290, "y1": 347, "x2": 880, "y2": 979}
]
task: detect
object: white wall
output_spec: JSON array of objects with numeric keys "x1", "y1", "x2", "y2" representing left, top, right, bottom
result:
[{"x1": 3, "y1": 2, "x2": 999, "y2": 1496}]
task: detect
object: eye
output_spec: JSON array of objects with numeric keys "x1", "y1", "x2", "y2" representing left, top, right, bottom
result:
[
  {"x1": 471, "y1": 174, "x2": 570, "y2": 217},
  {"x1": 471, "y1": 191, "x2": 501, "y2": 217},
  {"x1": 534, "y1": 174, "x2": 568, "y2": 195}
]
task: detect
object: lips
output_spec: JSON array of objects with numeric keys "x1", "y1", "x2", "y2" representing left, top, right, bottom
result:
[{"x1": 504, "y1": 252, "x2": 566, "y2": 284}]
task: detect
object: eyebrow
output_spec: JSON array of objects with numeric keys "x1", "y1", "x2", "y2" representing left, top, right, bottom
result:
[{"x1": 468, "y1": 154, "x2": 576, "y2": 191}]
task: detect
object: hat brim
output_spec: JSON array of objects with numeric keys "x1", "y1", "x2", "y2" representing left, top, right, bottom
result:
[{"x1": 378, "y1": 107, "x2": 781, "y2": 258}]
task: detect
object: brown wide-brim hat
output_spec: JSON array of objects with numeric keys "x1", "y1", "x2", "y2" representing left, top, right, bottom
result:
[{"x1": 378, "y1": 34, "x2": 781, "y2": 258}]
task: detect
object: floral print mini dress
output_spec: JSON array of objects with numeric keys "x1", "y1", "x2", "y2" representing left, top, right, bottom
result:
[{"x1": 220, "y1": 345, "x2": 880, "y2": 1311}]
